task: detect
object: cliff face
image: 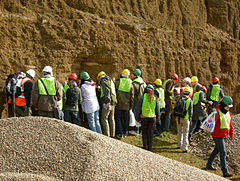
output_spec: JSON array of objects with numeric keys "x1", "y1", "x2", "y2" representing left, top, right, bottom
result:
[{"x1": 0, "y1": 0, "x2": 240, "y2": 117}]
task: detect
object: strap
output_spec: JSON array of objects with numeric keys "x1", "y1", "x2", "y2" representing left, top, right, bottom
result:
[{"x1": 40, "y1": 79, "x2": 56, "y2": 110}]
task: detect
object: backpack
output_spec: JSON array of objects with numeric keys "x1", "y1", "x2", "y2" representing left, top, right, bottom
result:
[
  {"x1": 4, "y1": 72, "x2": 26, "y2": 99},
  {"x1": 174, "y1": 97, "x2": 187, "y2": 118},
  {"x1": 65, "y1": 87, "x2": 79, "y2": 106}
]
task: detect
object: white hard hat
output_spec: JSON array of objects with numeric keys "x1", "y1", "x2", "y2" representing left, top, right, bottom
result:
[
  {"x1": 26, "y1": 69, "x2": 35, "y2": 79},
  {"x1": 184, "y1": 77, "x2": 191, "y2": 84},
  {"x1": 42, "y1": 66, "x2": 53, "y2": 76}
]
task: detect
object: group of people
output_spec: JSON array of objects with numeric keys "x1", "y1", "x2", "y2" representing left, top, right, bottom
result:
[{"x1": 6, "y1": 66, "x2": 234, "y2": 178}]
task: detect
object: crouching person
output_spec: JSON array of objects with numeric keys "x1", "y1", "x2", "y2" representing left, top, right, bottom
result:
[{"x1": 136, "y1": 84, "x2": 160, "y2": 151}]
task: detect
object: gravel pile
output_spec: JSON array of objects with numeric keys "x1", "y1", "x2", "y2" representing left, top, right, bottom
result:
[
  {"x1": 190, "y1": 114, "x2": 240, "y2": 175},
  {"x1": 0, "y1": 116, "x2": 227, "y2": 181}
]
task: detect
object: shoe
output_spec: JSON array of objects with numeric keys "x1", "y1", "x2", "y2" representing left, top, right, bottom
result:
[
  {"x1": 129, "y1": 130, "x2": 139, "y2": 136},
  {"x1": 223, "y1": 173, "x2": 233, "y2": 177},
  {"x1": 176, "y1": 147, "x2": 180, "y2": 149},
  {"x1": 182, "y1": 150, "x2": 188, "y2": 153},
  {"x1": 115, "y1": 134, "x2": 123, "y2": 139},
  {"x1": 206, "y1": 166, "x2": 217, "y2": 170}
]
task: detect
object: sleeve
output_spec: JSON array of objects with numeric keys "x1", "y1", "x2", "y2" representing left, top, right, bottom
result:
[
  {"x1": 166, "y1": 80, "x2": 173, "y2": 95},
  {"x1": 136, "y1": 96, "x2": 143, "y2": 121},
  {"x1": 155, "y1": 100, "x2": 160, "y2": 120},
  {"x1": 78, "y1": 87, "x2": 82, "y2": 105},
  {"x1": 24, "y1": 80, "x2": 33, "y2": 107},
  {"x1": 189, "y1": 100, "x2": 193, "y2": 119},
  {"x1": 154, "y1": 90, "x2": 159, "y2": 98},
  {"x1": 199, "y1": 91, "x2": 208, "y2": 104},
  {"x1": 55, "y1": 80, "x2": 63, "y2": 101},
  {"x1": 130, "y1": 84, "x2": 134, "y2": 110},
  {"x1": 220, "y1": 88, "x2": 224, "y2": 99},
  {"x1": 229, "y1": 112, "x2": 234, "y2": 139},
  {"x1": 31, "y1": 81, "x2": 39, "y2": 108},
  {"x1": 100, "y1": 78, "x2": 111, "y2": 104},
  {"x1": 206, "y1": 85, "x2": 212, "y2": 100}
]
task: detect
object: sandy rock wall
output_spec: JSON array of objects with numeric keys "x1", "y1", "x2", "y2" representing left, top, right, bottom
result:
[{"x1": 0, "y1": 0, "x2": 240, "y2": 118}]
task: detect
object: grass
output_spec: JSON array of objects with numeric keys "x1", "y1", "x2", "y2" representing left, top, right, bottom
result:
[{"x1": 121, "y1": 130, "x2": 240, "y2": 180}]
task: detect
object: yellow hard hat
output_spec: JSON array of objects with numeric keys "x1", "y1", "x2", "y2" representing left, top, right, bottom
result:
[
  {"x1": 191, "y1": 76, "x2": 198, "y2": 83},
  {"x1": 97, "y1": 71, "x2": 106, "y2": 79},
  {"x1": 154, "y1": 79, "x2": 162, "y2": 86},
  {"x1": 183, "y1": 87, "x2": 192, "y2": 93},
  {"x1": 121, "y1": 69, "x2": 130, "y2": 76}
]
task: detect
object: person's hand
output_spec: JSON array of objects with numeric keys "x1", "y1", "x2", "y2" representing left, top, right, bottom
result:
[
  {"x1": 208, "y1": 101, "x2": 213, "y2": 105},
  {"x1": 106, "y1": 103, "x2": 111, "y2": 108}
]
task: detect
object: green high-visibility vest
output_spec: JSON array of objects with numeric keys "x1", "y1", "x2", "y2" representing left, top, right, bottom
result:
[
  {"x1": 218, "y1": 109, "x2": 231, "y2": 130},
  {"x1": 193, "y1": 91, "x2": 200, "y2": 105},
  {"x1": 163, "y1": 79, "x2": 174, "y2": 100},
  {"x1": 182, "y1": 97, "x2": 191, "y2": 120},
  {"x1": 133, "y1": 77, "x2": 144, "y2": 84},
  {"x1": 142, "y1": 93, "x2": 156, "y2": 118},
  {"x1": 210, "y1": 84, "x2": 220, "y2": 101},
  {"x1": 156, "y1": 87, "x2": 165, "y2": 109},
  {"x1": 193, "y1": 83, "x2": 200, "y2": 94},
  {"x1": 100, "y1": 79, "x2": 116, "y2": 98},
  {"x1": 64, "y1": 83, "x2": 69, "y2": 95},
  {"x1": 38, "y1": 77, "x2": 56, "y2": 96},
  {"x1": 118, "y1": 78, "x2": 132, "y2": 92}
]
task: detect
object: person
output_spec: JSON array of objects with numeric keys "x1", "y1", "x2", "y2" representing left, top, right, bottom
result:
[
  {"x1": 206, "y1": 77, "x2": 224, "y2": 114},
  {"x1": 180, "y1": 77, "x2": 193, "y2": 97},
  {"x1": 162, "y1": 73, "x2": 178, "y2": 132},
  {"x1": 32, "y1": 66, "x2": 63, "y2": 118},
  {"x1": 191, "y1": 76, "x2": 201, "y2": 95},
  {"x1": 175, "y1": 87, "x2": 193, "y2": 153},
  {"x1": 206, "y1": 96, "x2": 234, "y2": 178},
  {"x1": 80, "y1": 71, "x2": 102, "y2": 134},
  {"x1": 129, "y1": 68, "x2": 146, "y2": 135},
  {"x1": 153, "y1": 79, "x2": 165, "y2": 136},
  {"x1": 63, "y1": 73, "x2": 82, "y2": 126},
  {"x1": 14, "y1": 69, "x2": 35, "y2": 117},
  {"x1": 114, "y1": 69, "x2": 134, "y2": 138},
  {"x1": 136, "y1": 84, "x2": 160, "y2": 151},
  {"x1": 97, "y1": 71, "x2": 117, "y2": 137},
  {"x1": 189, "y1": 86, "x2": 212, "y2": 140}
]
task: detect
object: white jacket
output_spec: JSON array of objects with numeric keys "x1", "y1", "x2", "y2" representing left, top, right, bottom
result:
[{"x1": 81, "y1": 80, "x2": 100, "y2": 113}]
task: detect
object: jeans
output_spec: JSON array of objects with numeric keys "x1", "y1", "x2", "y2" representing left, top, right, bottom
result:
[
  {"x1": 64, "y1": 110, "x2": 81, "y2": 126},
  {"x1": 86, "y1": 110, "x2": 102, "y2": 134},
  {"x1": 207, "y1": 138, "x2": 228, "y2": 175},
  {"x1": 115, "y1": 109, "x2": 129, "y2": 136},
  {"x1": 141, "y1": 117, "x2": 155, "y2": 151},
  {"x1": 164, "y1": 111, "x2": 171, "y2": 131},
  {"x1": 189, "y1": 117, "x2": 206, "y2": 138},
  {"x1": 154, "y1": 111, "x2": 162, "y2": 135}
]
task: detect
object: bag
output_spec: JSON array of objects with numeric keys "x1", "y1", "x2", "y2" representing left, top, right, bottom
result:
[
  {"x1": 65, "y1": 87, "x2": 79, "y2": 106},
  {"x1": 200, "y1": 111, "x2": 216, "y2": 132},
  {"x1": 174, "y1": 97, "x2": 187, "y2": 118},
  {"x1": 4, "y1": 72, "x2": 26, "y2": 99},
  {"x1": 129, "y1": 110, "x2": 136, "y2": 127}
]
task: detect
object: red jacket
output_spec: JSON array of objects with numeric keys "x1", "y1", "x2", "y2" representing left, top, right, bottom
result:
[{"x1": 211, "y1": 106, "x2": 234, "y2": 139}]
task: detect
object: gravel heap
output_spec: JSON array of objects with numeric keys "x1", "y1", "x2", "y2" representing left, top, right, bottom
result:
[
  {"x1": 190, "y1": 114, "x2": 240, "y2": 175},
  {"x1": 0, "y1": 117, "x2": 227, "y2": 181}
]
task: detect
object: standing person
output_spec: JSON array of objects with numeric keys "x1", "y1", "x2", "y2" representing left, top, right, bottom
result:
[
  {"x1": 32, "y1": 66, "x2": 63, "y2": 118},
  {"x1": 191, "y1": 76, "x2": 201, "y2": 95},
  {"x1": 136, "y1": 84, "x2": 160, "y2": 151},
  {"x1": 162, "y1": 73, "x2": 178, "y2": 132},
  {"x1": 180, "y1": 77, "x2": 193, "y2": 97},
  {"x1": 14, "y1": 69, "x2": 35, "y2": 117},
  {"x1": 97, "y1": 71, "x2": 117, "y2": 137},
  {"x1": 206, "y1": 96, "x2": 234, "y2": 178},
  {"x1": 206, "y1": 77, "x2": 224, "y2": 114},
  {"x1": 80, "y1": 72, "x2": 102, "y2": 134},
  {"x1": 153, "y1": 79, "x2": 165, "y2": 136},
  {"x1": 130, "y1": 68, "x2": 146, "y2": 135},
  {"x1": 114, "y1": 69, "x2": 134, "y2": 138},
  {"x1": 189, "y1": 86, "x2": 213, "y2": 140},
  {"x1": 63, "y1": 73, "x2": 82, "y2": 126},
  {"x1": 175, "y1": 87, "x2": 193, "y2": 153}
]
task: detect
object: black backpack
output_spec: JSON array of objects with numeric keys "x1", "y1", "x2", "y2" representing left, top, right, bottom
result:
[
  {"x1": 174, "y1": 97, "x2": 187, "y2": 118},
  {"x1": 65, "y1": 87, "x2": 79, "y2": 106}
]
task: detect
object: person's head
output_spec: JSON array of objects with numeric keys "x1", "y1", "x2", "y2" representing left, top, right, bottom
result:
[
  {"x1": 42, "y1": 66, "x2": 53, "y2": 76},
  {"x1": 182, "y1": 77, "x2": 191, "y2": 87},
  {"x1": 26, "y1": 69, "x2": 35, "y2": 79},
  {"x1": 80, "y1": 72, "x2": 90, "y2": 81},
  {"x1": 154, "y1": 79, "x2": 162, "y2": 88},
  {"x1": 213, "y1": 77, "x2": 220, "y2": 84},
  {"x1": 132, "y1": 68, "x2": 141, "y2": 79},
  {"x1": 68, "y1": 73, "x2": 78, "y2": 81},
  {"x1": 97, "y1": 71, "x2": 106, "y2": 80},
  {"x1": 145, "y1": 84, "x2": 154, "y2": 98},
  {"x1": 219, "y1": 96, "x2": 233, "y2": 113},
  {"x1": 191, "y1": 76, "x2": 198, "y2": 87},
  {"x1": 183, "y1": 87, "x2": 191, "y2": 96},
  {"x1": 170, "y1": 73, "x2": 178, "y2": 84},
  {"x1": 199, "y1": 86, "x2": 207, "y2": 95},
  {"x1": 121, "y1": 69, "x2": 130, "y2": 78}
]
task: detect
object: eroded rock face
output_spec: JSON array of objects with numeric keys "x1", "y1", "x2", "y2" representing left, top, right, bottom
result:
[{"x1": 0, "y1": 0, "x2": 239, "y2": 118}]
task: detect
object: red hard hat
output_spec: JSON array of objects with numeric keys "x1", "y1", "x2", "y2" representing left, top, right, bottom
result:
[
  {"x1": 69, "y1": 73, "x2": 78, "y2": 81},
  {"x1": 213, "y1": 77, "x2": 219, "y2": 83},
  {"x1": 171, "y1": 73, "x2": 178, "y2": 82},
  {"x1": 199, "y1": 86, "x2": 207, "y2": 95}
]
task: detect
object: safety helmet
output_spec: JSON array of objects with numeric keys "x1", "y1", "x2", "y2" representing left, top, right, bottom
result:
[
  {"x1": 183, "y1": 77, "x2": 191, "y2": 84},
  {"x1": 146, "y1": 84, "x2": 154, "y2": 90},
  {"x1": 121, "y1": 69, "x2": 130, "y2": 76},
  {"x1": 154, "y1": 79, "x2": 162, "y2": 86},
  {"x1": 171, "y1": 73, "x2": 178, "y2": 82},
  {"x1": 69, "y1": 73, "x2": 78, "y2": 81},
  {"x1": 199, "y1": 86, "x2": 207, "y2": 95},
  {"x1": 191, "y1": 76, "x2": 198, "y2": 83},
  {"x1": 213, "y1": 77, "x2": 220, "y2": 83},
  {"x1": 42, "y1": 66, "x2": 53, "y2": 76},
  {"x1": 221, "y1": 96, "x2": 233, "y2": 107},
  {"x1": 80, "y1": 72, "x2": 90, "y2": 80},
  {"x1": 97, "y1": 71, "x2": 106, "y2": 80},
  {"x1": 26, "y1": 69, "x2": 35, "y2": 79},
  {"x1": 133, "y1": 69, "x2": 141, "y2": 77},
  {"x1": 183, "y1": 87, "x2": 192, "y2": 93}
]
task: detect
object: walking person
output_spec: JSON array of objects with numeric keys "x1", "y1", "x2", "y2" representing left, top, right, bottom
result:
[
  {"x1": 80, "y1": 72, "x2": 102, "y2": 134},
  {"x1": 63, "y1": 73, "x2": 82, "y2": 126},
  {"x1": 114, "y1": 69, "x2": 134, "y2": 138},
  {"x1": 32, "y1": 66, "x2": 63, "y2": 118},
  {"x1": 206, "y1": 96, "x2": 234, "y2": 178},
  {"x1": 136, "y1": 84, "x2": 160, "y2": 151},
  {"x1": 97, "y1": 71, "x2": 117, "y2": 137}
]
